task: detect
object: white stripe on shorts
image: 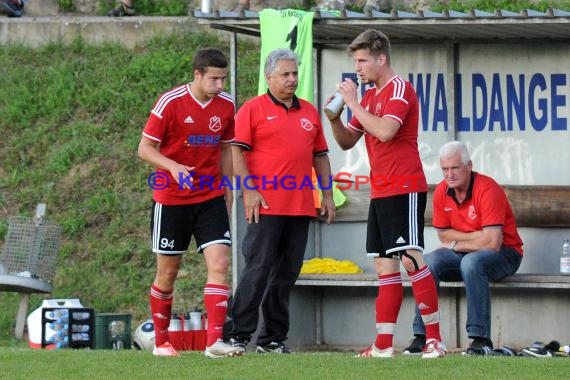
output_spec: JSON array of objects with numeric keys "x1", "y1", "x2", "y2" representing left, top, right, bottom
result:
[
  {"x1": 152, "y1": 202, "x2": 162, "y2": 252},
  {"x1": 408, "y1": 192, "x2": 418, "y2": 247}
]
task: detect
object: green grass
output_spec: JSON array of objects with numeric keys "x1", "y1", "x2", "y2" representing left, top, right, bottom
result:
[
  {"x1": 0, "y1": 31, "x2": 260, "y2": 342},
  {"x1": 1, "y1": 347, "x2": 569, "y2": 380},
  {"x1": 97, "y1": 0, "x2": 190, "y2": 16}
]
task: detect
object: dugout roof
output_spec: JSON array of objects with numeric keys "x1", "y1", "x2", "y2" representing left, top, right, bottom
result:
[{"x1": 193, "y1": 8, "x2": 570, "y2": 44}]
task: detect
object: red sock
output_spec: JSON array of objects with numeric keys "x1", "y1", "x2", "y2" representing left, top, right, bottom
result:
[
  {"x1": 204, "y1": 283, "x2": 230, "y2": 346},
  {"x1": 409, "y1": 266, "x2": 442, "y2": 341},
  {"x1": 374, "y1": 272, "x2": 403, "y2": 350},
  {"x1": 150, "y1": 284, "x2": 173, "y2": 346}
]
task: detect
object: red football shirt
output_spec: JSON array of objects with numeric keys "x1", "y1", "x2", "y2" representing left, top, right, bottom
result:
[
  {"x1": 143, "y1": 83, "x2": 235, "y2": 205},
  {"x1": 347, "y1": 75, "x2": 428, "y2": 198},
  {"x1": 432, "y1": 172, "x2": 524, "y2": 255},
  {"x1": 232, "y1": 93, "x2": 329, "y2": 217}
]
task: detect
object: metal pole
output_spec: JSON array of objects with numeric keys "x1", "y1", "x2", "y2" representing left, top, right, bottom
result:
[{"x1": 201, "y1": 0, "x2": 211, "y2": 13}]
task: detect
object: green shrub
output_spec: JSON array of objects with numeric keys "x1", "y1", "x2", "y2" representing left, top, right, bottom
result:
[{"x1": 0, "y1": 31, "x2": 259, "y2": 341}]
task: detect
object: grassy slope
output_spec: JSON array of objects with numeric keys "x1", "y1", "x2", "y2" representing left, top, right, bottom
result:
[{"x1": 0, "y1": 32, "x2": 259, "y2": 341}]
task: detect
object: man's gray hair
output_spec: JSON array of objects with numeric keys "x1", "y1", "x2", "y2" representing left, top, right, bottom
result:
[
  {"x1": 264, "y1": 48, "x2": 299, "y2": 76},
  {"x1": 439, "y1": 141, "x2": 471, "y2": 165}
]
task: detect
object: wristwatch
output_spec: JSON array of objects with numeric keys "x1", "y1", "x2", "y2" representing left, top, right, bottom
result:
[{"x1": 449, "y1": 240, "x2": 457, "y2": 251}]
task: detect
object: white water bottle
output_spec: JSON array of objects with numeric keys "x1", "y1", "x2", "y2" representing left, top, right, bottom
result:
[
  {"x1": 71, "y1": 332, "x2": 90, "y2": 341},
  {"x1": 72, "y1": 312, "x2": 91, "y2": 321},
  {"x1": 47, "y1": 309, "x2": 69, "y2": 322},
  {"x1": 323, "y1": 77, "x2": 359, "y2": 119},
  {"x1": 72, "y1": 324, "x2": 90, "y2": 332},
  {"x1": 560, "y1": 239, "x2": 570, "y2": 275}
]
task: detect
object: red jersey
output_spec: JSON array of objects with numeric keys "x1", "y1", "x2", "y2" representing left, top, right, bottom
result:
[
  {"x1": 232, "y1": 93, "x2": 329, "y2": 217},
  {"x1": 347, "y1": 75, "x2": 427, "y2": 198},
  {"x1": 143, "y1": 83, "x2": 235, "y2": 205},
  {"x1": 432, "y1": 172, "x2": 524, "y2": 255}
]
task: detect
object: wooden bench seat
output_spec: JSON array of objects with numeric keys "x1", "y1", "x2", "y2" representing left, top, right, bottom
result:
[{"x1": 296, "y1": 273, "x2": 570, "y2": 289}]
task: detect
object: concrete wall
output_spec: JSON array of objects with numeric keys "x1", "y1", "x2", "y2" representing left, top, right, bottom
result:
[{"x1": 0, "y1": 16, "x2": 205, "y2": 48}]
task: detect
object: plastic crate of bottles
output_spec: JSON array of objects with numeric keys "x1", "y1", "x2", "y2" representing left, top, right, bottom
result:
[
  {"x1": 41, "y1": 307, "x2": 95, "y2": 349},
  {"x1": 167, "y1": 310, "x2": 207, "y2": 351}
]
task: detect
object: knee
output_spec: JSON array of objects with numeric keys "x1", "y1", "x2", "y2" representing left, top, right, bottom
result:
[
  {"x1": 460, "y1": 257, "x2": 485, "y2": 280},
  {"x1": 423, "y1": 251, "x2": 439, "y2": 271},
  {"x1": 208, "y1": 254, "x2": 230, "y2": 275},
  {"x1": 401, "y1": 253, "x2": 423, "y2": 273},
  {"x1": 155, "y1": 268, "x2": 178, "y2": 288}
]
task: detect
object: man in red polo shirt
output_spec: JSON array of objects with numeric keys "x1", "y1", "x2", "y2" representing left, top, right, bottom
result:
[
  {"x1": 409, "y1": 140, "x2": 523, "y2": 355},
  {"x1": 223, "y1": 48, "x2": 335, "y2": 354},
  {"x1": 324, "y1": 28, "x2": 445, "y2": 358}
]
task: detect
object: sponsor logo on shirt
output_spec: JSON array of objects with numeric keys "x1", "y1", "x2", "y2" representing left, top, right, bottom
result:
[{"x1": 184, "y1": 134, "x2": 221, "y2": 147}]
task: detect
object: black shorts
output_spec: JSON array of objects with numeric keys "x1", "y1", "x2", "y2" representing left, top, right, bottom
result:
[
  {"x1": 150, "y1": 196, "x2": 231, "y2": 254},
  {"x1": 366, "y1": 192, "x2": 426, "y2": 258}
]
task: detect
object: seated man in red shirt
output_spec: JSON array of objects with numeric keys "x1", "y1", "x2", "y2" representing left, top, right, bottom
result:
[{"x1": 406, "y1": 140, "x2": 523, "y2": 355}]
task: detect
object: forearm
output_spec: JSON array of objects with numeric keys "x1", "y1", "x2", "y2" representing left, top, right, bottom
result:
[
  {"x1": 329, "y1": 118, "x2": 360, "y2": 150},
  {"x1": 439, "y1": 229, "x2": 502, "y2": 252},
  {"x1": 138, "y1": 138, "x2": 177, "y2": 173}
]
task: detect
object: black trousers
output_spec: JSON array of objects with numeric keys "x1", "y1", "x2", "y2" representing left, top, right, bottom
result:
[{"x1": 224, "y1": 215, "x2": 310, "y2": 346}]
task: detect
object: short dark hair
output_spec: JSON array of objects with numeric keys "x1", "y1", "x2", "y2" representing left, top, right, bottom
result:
[
  {"x1": 348, "y1": 29, "x2": 391, "y2": 64},
  {"x1": 192, "y1": 48, "x2": 228, "y2": 74}
]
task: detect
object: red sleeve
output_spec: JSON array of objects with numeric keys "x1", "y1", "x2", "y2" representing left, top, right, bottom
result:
[
  {"x1": 142, "y1": 100, "x2": 169, "y2": 142},
  {"x1": 477, "y1": 180, "x2": 507, "y2": 227},
  {"x1": 432, "y1": 182, "x2": 450, "y2": 229},
  {"x1": 233, "y1": 101, "x2": 254, "y2": 149},
  {"x1": 220, "y1": 106, "x2": 235, "y2": 142},
  {"x1": 382, "y1": 83, "x2": 412, "y2": 125}
]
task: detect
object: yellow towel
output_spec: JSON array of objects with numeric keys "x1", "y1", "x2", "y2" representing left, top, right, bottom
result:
[{"x1": 300, "y1": 257, "x2": 363, "y2": 274}]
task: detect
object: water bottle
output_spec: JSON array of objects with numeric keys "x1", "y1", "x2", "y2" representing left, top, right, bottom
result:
[
  {"x1": 47, "y1": 330, "x2": 69, "y2": 348},
  {"x1": 72, "y1": 312, "x2": 91, "y2": 321},
  {"x1": 46, "y1": 309, "x2": 69, "y2": 322},
  {"x1": 71, "y1": 332, "x2": 90, "y2": 341},
  {"x1": 323, "y1": 77, "x2": 359, "y2": 119},
  {"x1": 189, "y1": 310, "x2": 202, "y2": 331},
  {"x1": 561, "y1": 239, "x2": 570, "y2": 275},
  {"x1": 183, "y1": 312, "x2": 192, "y2": 331},
  {"x1": 168, "y1": 312, "x2": 182, "y2": 332},
  {"x1": 48, "y1": 322, "x2": 69, "y2": 331},
  {"x1": 71, "y1": 324, "x2": 90, "y2": 332}
]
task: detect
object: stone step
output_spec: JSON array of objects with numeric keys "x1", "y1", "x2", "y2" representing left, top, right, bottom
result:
[{"x1": 25, "y1": 0, "x2": 60, "y2": 17}]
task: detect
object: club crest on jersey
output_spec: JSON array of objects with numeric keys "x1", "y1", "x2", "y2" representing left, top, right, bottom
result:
[
  {"x1": 469, "y1": 205, "x2": 478, "y2": 220},
  {"x1": 375, "y1": 103, "x2": 382, "y2": 116},
  {"x1": 300, "y1": 118, "x2": 313, "y2": 131},
  {"x1": 209, "y1": 116, "x2": 222, "y2": 132}
]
